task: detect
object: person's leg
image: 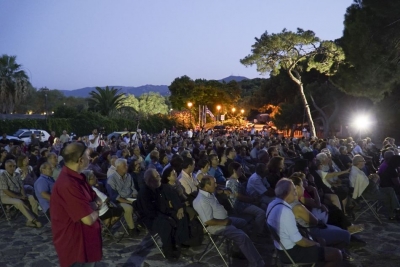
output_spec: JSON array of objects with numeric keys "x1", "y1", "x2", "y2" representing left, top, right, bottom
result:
[
  {"x1": 242, "y1": 204, "x2": 266, "y2": 234},
  {"x1": 1, "y1": 196, "x2": 35, "y2": 221},
  {"x1": 379, "y1": 187, "x2": 400, "y2": 217},
  {"x1": 219, "y1": 225, "x2": 265, "y2": 267},
  {"x1": 310, "y1": 225, "x2": 350, "y2": 249},
  {"x1": 27, "y1": 195, "x2": 39, "y2": 216},
  {"x1": 324, "y1": 193, "x2": 342, "y2": 210},
  {"x1": 323, "y1": 246, "x2": 342, "y2": 267},
  {"x1": 119, "y1": 203, "x2": 134, "y2": 229}
]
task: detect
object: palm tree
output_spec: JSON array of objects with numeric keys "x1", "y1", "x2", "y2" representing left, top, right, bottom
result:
[
  {"x1": 88, "y1": 86, "x2": 125, "y2": 116},
  {"x1": 0, "y1": 54, "x2": 30, "y2": 113}
]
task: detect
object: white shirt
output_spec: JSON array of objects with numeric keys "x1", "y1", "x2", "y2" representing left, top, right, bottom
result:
[
  {"x1": 88, "y1": 134, "x2": 100, "y2": 149},
  {"x1": 247, "y1": 173, "x2": 268, "y2": 197},
  {"x1": 266, "y1": 198, "x2": 303, "y2": 250},
  {"x1": 178, "y1": 170, "x2": 198, "y2": 195},
  {"x1": 193, "y1": 189, "x2": 228, "y2": 223},
  {"x1": 187, "y1": 130, "x2": 193, "y2": 138},
  {"x1": 349, "y1": 166, "x2": 369, "y2": 199},
  {"x1": 92, "y1": 186, "x2": 109, "y2": 216}
]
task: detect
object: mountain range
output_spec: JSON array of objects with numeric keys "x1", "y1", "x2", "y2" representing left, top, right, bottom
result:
[{"x1": 57, "y1": 75, "x2": 248, "y2": 98}]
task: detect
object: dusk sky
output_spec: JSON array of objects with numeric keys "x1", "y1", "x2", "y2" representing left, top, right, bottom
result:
[{"x1": 0, "y1": 0, "x2": 354, "y2": 90}]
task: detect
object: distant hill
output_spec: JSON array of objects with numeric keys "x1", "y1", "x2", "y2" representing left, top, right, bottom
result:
[
  {"x1": 57, "y1": 76, "x2": 249, "y2": 98},
  {"x1": 219, "y1": 76, "x2": 248, "y2": 83},
  {"x1": 58, "y1": 85, "x2": 170, "y2": 98}
]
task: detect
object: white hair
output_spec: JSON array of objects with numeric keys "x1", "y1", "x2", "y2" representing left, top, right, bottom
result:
[
  {"x1": 115, "y1": 158, "x2": 127, "y2": 168},
  {"x1": 316, "y1": 152, "x2": 328, "y2": 162}
]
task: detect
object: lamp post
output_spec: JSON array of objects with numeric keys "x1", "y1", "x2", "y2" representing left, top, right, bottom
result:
[
  {"x1": 187, "y1": 102, "x2": 193, "y2": 127},
  {"x1": 217, "y1": 105, "x2": 221, "y2": 122},
  {"x1": 232, "y1": 107, "x2": 236, "y2": 126},
  {"x1": 40, "y1": 88, "x2": 50, "y2": 124},
  {"x1": 241, "y1": 109, "x2": 244, "y2": 125}
]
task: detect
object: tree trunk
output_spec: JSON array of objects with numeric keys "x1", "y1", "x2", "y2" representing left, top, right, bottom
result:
[
  {"x1": 287, "y1": 68, "x2": 317, "y2": 137},
  {"x1": 298, "y1": 84, "x2": 316, "y2": 137}
]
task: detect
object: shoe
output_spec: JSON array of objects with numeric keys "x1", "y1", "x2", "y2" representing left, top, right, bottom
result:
[
  {"x1": 26, "y1": 219, "x2": 42, "y2": 228},
  {"x1": 347, "y1": 224, "x2": 364, "y2": 235},
  {"x1": 350, "y1": 235, "x2": 367, "y2": 246},
  {"x1": 128, "y1": 228, "x2": 140, "y2": 237},
  {"x1": 231, "y1": 251, "x2": 246, "y2": 260}
]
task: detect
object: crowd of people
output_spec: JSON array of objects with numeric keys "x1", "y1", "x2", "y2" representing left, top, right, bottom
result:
[{"x1": 0, "y1": 126, "x2": 399, "y2": 266}]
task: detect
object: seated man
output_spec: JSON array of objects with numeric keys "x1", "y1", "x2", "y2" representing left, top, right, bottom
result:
[
  {"x1": 193, "y1": 175, "x2": 265, "y2": 267},
  {"x1": 137, "y1": 169, "x2": 189, "y2": 260},
  {"x1": 178, "y1": 157, "x2": 198, "y2": 195},
  {"x1": 267, "y1": 178, "x2": 342, "y2": 266},
  {"x1": 47, "y1": 152, "x2": 61, "y2": 181},
  {"x1": 246, "y1": 163, "x2": 275, "y2": 210},
  {"x1": 350, "y1": 155, "x2": 400, "y2": 220},
  {"x1": 107, "y1": 158, "x2": 140, "y2": 237},
  {"x1": 34, "y1": 162, "x2": 55, "y2": 217},
  {"x1": 0, "y1": 159, "x2": 42, "y2": 228}
]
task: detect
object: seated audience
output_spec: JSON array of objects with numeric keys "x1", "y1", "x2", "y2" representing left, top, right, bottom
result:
[
  {"x1": 246, "y1": 163, "x2": 275, "y2": 209},
  {"x1": 193, "y1": 175, "x2": 265, "y2": 267},
  {"x1": 0, "y1": 159, "x2": 42, "y2": 228},
  {"x1": 350, "y1": 155, "x2": 400, "y2": 220},
  {"x1": 107, "y1": 158, "x2": 140, "y2": 237},
  {"x1": 34, "y1": 162, "x2": 55, "y2": 217},
  {"x1": 178, "y1": 157, "x2": 198, "y2": 195},
  {"x1": 267, "y1": 178, "x2": 342, "y2": 266},
  {"x1": 137, "y1": 169, "x2": 190, "y2": 260}
]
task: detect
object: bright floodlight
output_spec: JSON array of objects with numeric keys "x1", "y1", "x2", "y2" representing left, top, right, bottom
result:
[{"x1": 354, "y1": 115, "x2": 370, "y2": 130}]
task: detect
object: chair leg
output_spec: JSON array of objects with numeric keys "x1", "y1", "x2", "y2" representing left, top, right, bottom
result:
[
  {"x1": 365, "y1": 201, "x2": 382, "y2": 224},
  {"x1": 198, "y1": 234, "x2": 228, "y2": 267},
  {"x1": 150, "y1": 233, "x2": 166, "y2": 258}
]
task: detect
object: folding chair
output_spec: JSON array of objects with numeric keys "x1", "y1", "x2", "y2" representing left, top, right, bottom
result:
[
  {"x1": 0, "y1": 197, "x2": 19, "y2": 221},
  {"x1": 354, "y1": 195, "x2": 382, "y2": 224},
  {"x1": 132, "y1": 201, "x2": 165, "y2": 258},
  {"x1": 33, "y1": 193, "x2": 50, "y2": 223},
  {"x1": 100, "y1": 216, "x2": 129, "y2": 242},
  {"x1": 267, "y1": 224, "x2": 316, "y2": 267},
  {"x1": 196, "y1": 216, "x2": 230, "y2": 267}
]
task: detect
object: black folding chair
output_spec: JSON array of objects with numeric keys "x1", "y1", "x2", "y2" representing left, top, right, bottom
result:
[
  {"x1": 267, "y1": 224, "x2": 316, "y2": 267},
  {"x1": 132, "y1": 201, "x2": 165, "y2": 258},
  {"x1": 196, "y1": 216, "x2": 230, "y2": 267}
]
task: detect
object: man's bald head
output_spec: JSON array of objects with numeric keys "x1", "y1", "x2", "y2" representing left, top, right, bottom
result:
[{"x1": 62, "y1": 142, "x2": 86, "y2": 164}]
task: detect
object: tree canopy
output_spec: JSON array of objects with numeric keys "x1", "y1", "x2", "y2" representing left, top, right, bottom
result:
[
  {"x1": 241, "y1": 28, "x2": 345, "y2": 136},
  {"x1": 0, "y1": 54, "x2": 31, "y2": 113},
  {"x1": 88, "y1": 86, "x2": 125, "y2": 116},
  {"x1": 332, "y1": 0, "x2": 400, "y2": 101}
]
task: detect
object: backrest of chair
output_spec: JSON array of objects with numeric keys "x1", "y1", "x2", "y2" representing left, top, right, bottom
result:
[{"x1": 267, "y1": 224, "x2": 296, "y2": 265}]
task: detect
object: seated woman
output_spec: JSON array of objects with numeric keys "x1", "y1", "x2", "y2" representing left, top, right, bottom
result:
[
  {"x1": 161, "y1": 166, "x2": 197, "y2": 221},
  {"x1": 291, "y1": 172, "x2": 364, "y2": 234},
  {"x1": 16, "y1": 154, "x2": 37, "y2": 195},
  {"x1": 226, "y1": 162, "x2": 266, "y2": 235},
  {"x1": 83, "y1": 170, "x2": 123, "y2": 228},
  {"x1": 289, "y1": 175, "x2": 354, "y2": 261},
  {"x1": 137, "y1": 169, "x2": 190, "y2": 260},
  {"x1": 195, "y1": 158, "x2": 210, "y2": 182}
]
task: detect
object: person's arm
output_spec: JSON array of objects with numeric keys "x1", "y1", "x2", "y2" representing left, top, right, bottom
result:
[
  {"x1": 41, "y1": 191, "x2": 51, "y2": 201},
  {"x1": 296, "y1": 237, "x2": 319, "y2": 247},
  {"x1": 204, "y1": 218, "x2": 231, "y2": 226},
  {"x1": 81, "y1": 210, "x2": 99, "y2": 226},
  {"x1": 292, "y1": 204, "x2": 319, "y2": 226},
  {"x1": 2, "y1": 189, "x2": 23, "y2": 199}
]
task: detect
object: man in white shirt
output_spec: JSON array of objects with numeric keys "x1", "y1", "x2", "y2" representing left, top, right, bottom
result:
[
  {"x1": 350, "y1": 155, "x2": 400, "y2": 219},
  {"x1": 187, "y1": 129, "x2": 193, "y2": 138},
  {"x1": 267, "y1": 178, "x2": 342, "y2": 265},
  {"x1": 59, "y1": 130, "x2": 70, "y2": 144},
  {"x1": 178, "y1": 157, "x2": 198, "y2": 195},
  {"x1": 88, "y1": 128, "x2": 100, "y2": 150},
  {"x1": 193, "y1": 176, "x2": 265, "y2": 267}
]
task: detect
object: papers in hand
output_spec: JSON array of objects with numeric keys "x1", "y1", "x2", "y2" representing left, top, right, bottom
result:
[
  {"x1": 126, "y1": 198, "x2": 136, "y2": 203},
  {"x1": 311, "y1": 208, "x2": 328, "y2": 224}
]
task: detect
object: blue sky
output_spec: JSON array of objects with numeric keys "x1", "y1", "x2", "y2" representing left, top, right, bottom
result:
[{"x1": 0, "y1": 0, "x2": 354, "y2": 90}]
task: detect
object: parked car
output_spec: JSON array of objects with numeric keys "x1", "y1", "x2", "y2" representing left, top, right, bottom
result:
[
  {"x1": 9, "y1": 129, "x2": 50, "y2": 145},
  {"x1": 107, "y1": 131, "x2": 136, "y2": 141}
]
